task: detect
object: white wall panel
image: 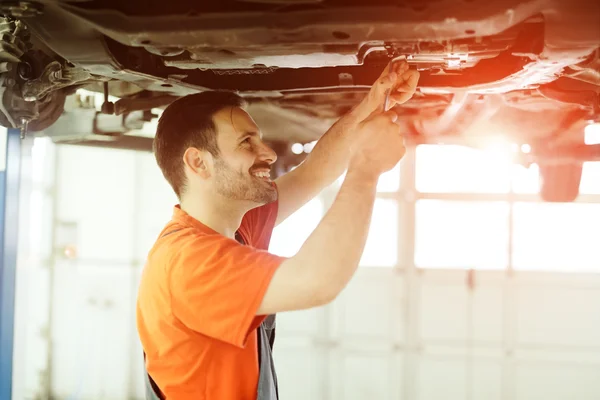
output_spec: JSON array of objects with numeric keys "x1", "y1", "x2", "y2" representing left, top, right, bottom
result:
[
  {"x1": 331, "y1": 270, "x2": 404, "y2": 343},
  {"x1": 50, "y1": 262, "x2": 136, "y2": 399},
  {"x1": 515, "y1": 362, "x2": 600, "y2": 400},
  {"x1": 30, "y1": 137, "x2": 56, "y2": 187},
  {"x1": 471, "y1": 360, "x2": 503, "y2": 400},
  {"x1": 417, "y1": 357, "x2": 467, "y2": 400},
  {"x1": 416, "y1": 357, "x2": 502, "y2": 400},
  {"x1": 273, "y1": 344, "x2": 327, "y2": 400},
  {"x1": 27, "y1": 189, "x2": 54, "y2": 260},
  {"x1": 333, "y1": 351, "x2": 403, "y2": 400},
  {"x1": 134, "y1": 152, "x2": 178, "y2": 261},
  {"x1": 48, "y1": 147, "x2": 166, "y2": 399},
  {"x1": 516, "y1": 286, "x2": 600, "y2": 347},
  {"x1": 419, "y1": 283, "x2": 469, "y2": 342},
  {"x1": 56, "y1": 146, "x2": 137, "y2": 262},
  {"x1": 13, "y1": 138, "x2": 54, "y2": 400},
  {"x1": 418, "y1": 273, "x2": 504, "y2": 344},
  {"x1": 14, "y1": 265, "x2": 51, "y2": 392},
  {"x1": 471, "y1": 284, "x2": 504, "y2": 343},
  {"x1": 276, "y1": 307, "x2": 326, "y2": 337}
]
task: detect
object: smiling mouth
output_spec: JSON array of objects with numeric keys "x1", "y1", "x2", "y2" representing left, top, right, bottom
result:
[{"x1": 251, "y1": 170, "x2": 272, "y2": 181}]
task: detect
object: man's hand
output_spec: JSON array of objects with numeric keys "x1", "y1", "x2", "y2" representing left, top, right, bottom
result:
[
  {"x1": 352, "y1": 59, "x2": 420, "y2": 122},
  {"x1": 349, "y1": 109, "x2": 406, "y2": 177}
]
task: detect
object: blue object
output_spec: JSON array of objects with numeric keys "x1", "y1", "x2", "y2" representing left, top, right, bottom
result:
[{"x1": 0, "y1": 128, "x2": 21, "y2": 400}]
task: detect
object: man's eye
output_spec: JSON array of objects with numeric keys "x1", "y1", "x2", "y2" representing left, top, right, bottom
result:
[{"x1": 242, "y1": 138, "x2": 251, "y2": 144}]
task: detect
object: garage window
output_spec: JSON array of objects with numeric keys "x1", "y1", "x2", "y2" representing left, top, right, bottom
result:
[
  {"x1": 332, "y1": 161, "x2": 402, "y2": 193},
  {"x1": 580, "y1": 162, "x2": 600, "y2": 194},
  {"x1": 415, "y1": 200, "x2": 510, "y2": 269},
  {"x1": 271, "y1": 161, "x2": 402, "y2": 266},
  {"x1": 416, "y1": 144, "x2": 512, "y2": 193},
  {"x1": 359, "y1": 199, "x2": 399, "y2": 267},
  {"x1": 376, "y1": 161, "x2": 402, "y2": 192},
  {"x1": 512, "y1": 203, "x2": 600, "y2": 272},
  {"x1": 511, "y1": 163, "x2": 540, "y2": 194},
  {"x1": 413, "y1": 144, "x2": 600, "y2": 272},
  {"x1": 272, "y1": 144, "x2": 600, "y2": 272},
  {"x1": 270, "y1": 198, "x2": 324, "y2": 257}
]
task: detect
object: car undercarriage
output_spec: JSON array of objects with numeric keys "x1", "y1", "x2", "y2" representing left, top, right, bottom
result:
[{"x1": 1, "y1": 0, "x2": 599, "y2": 201}]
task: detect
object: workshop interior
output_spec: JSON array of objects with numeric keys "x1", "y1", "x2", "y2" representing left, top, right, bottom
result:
[{"x1": 1, "y1": 0, "x2": 600, "y2": 399}]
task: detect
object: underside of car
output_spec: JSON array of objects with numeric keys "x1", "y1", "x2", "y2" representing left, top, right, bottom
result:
[{"x1": 1, "y1": 0, "x2": 599, "y2": 201}]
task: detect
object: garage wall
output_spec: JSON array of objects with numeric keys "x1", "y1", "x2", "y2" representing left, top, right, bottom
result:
[{"x1": 13, "y1": 140, "x2": 600, "y2": 400}]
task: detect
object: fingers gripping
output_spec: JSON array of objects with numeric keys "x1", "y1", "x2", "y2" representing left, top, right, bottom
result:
[
  {"x1": 357, "y1": 57, "x2": 420, "y2": 122},
  {"x1": 362, "y1": 108, "x2": 398, "y2": 126}
]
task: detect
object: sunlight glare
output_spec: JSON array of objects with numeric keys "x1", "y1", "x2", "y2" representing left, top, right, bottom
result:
[
  {"x1": 480, "y1": 136, "x2": 516, "y2": 164},
  {"x1": 584, "y1": 123, "x2": 600, "y2": 145},
  {"x1": 291, "y1": 143, "x2": 304, "y2": 154}
]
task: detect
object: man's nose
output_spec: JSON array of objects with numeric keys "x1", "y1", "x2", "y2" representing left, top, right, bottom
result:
[{"x1": 258, "y1": 141, "x2": 278, "y2": 165}]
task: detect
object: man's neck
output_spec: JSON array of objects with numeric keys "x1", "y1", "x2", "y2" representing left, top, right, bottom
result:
[{"x1": 180, "y1": 194, "x2": 251, "y2": 239}]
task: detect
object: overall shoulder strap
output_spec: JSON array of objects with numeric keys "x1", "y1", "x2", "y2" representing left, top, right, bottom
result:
[
  {"x1": 257, "y1": 320, "x2": 279, "y2": 400},
  {"x1": 143, "y1": 353, "x2": 165, "y2": 400},
  {"x1": 234, "y1": 231, "x2": 279, "y2": 399}
]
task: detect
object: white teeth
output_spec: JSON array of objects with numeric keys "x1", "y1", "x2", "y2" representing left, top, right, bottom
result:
[{"x1": 252, "y1": 171, "x2": 270, "y2": 178}]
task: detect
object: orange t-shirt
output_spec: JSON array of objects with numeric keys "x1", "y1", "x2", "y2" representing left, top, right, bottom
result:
[{"x1": 136, "y1": 200, "x2": 286, "y2": 400}]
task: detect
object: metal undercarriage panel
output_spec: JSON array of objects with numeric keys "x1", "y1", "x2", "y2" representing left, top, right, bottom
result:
[{"x1": 0, "y1": 0, "x2": 597, "y2": 152}]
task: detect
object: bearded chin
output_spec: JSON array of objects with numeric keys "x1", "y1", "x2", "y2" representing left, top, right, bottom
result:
[{"x1": 213, "y1": 159, "x2": 277, "y2": 204}]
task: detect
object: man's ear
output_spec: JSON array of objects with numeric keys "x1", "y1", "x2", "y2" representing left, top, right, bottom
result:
[{"x1": 183, "y1": 147, "x2": 212, "y2": 179}]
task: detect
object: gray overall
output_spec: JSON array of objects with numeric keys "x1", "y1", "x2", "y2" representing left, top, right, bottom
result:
[{"x1": 143, "y1": 230, "x2": 279, "y2": 400}]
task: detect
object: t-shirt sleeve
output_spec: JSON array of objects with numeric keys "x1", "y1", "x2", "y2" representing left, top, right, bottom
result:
[{"x1": 169, "y1": 232, "x2": 286, "y2": 348}]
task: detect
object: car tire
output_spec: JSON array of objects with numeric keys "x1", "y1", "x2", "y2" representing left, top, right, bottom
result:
[{"x1": 0, "y1": 86, "x2": 70, "y2": 133}]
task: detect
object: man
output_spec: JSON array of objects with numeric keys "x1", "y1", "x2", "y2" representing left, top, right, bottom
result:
[{"x1": 136, "y1": 60, "x2": 419, "y2": 400}]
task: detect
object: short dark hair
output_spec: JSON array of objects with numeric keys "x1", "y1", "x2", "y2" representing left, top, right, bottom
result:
[{"x1": 153, "y1": 91, "x2": 247, "y2": 198}]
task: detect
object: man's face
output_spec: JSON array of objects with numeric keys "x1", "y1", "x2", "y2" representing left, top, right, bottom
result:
[{"x1": 210, "y1": 106, "x2": 278, "y2": 204}]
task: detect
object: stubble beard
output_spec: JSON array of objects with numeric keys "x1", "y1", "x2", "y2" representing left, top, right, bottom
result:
[{"x1": 213, "y1": 157, "x2": 277, "y2": 205}]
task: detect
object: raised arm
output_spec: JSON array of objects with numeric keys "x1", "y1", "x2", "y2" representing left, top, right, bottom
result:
[
  {"x1": 274, "y1": 60, "x2": 419, "y2": 226},
  {"x1": 258, "y1": 108, "x2": 406, "y2": 315}
]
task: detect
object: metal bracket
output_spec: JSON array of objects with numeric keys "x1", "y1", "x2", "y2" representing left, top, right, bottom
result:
[{"x1": 21, "y1": 61, "x2": 91, "y2": 102}]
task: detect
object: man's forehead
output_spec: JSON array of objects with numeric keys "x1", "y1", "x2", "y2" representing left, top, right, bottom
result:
[{"x1": 213, "y1": 106, "x2": 260, "y2": 139}]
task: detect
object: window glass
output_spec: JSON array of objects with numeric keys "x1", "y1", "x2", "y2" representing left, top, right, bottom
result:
[
  {"x1": 376, "y1": 161, "x2": 402, "y2": 192},
  {"x1": 333, "y1": 162, "x2": 401, "y2": 193},
  {"x1": 512, "y1": 203, "x2": 600, "y2": 272},
  {"x1": 511, "y1": 164, "x2": 540, "y2": 194},
  {"x1": 415, "y1": 145, "x2": 600, "y2": 196},
  {"x1": 416, "y1": 145, "x2": 512, "y2": 193},
  {"x1": 584, "y1": 122, "x2": 600, "y2": 144},
  {"x1": 580, "y1": 162, "x2": 600, "y2": 194},
  {"x1": 269, "y1": 197, "x2": 398, "y2": 266},
  {"x1": 270, "y1": 198, "x2": 323, "y2": 257},
  {"x1": 359, "y1": 199, "x2": 398, "y2": 267},
  {"x1": 415, "y1": 200, "x2": 510, "y2": 269}
]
